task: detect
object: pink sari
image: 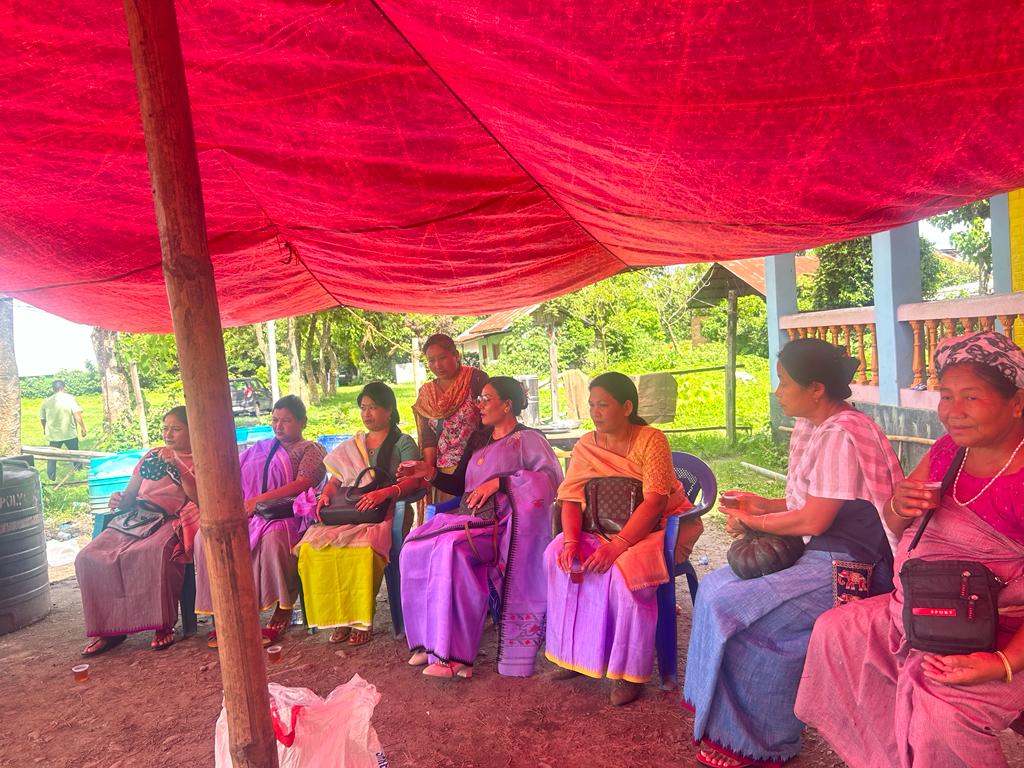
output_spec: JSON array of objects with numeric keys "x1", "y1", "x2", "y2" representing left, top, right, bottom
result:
[{"x1": 796, "y1": 498, "x2": 1024, "y2": 768}]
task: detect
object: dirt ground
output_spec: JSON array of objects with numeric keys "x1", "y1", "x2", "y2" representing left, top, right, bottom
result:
[{"x1": 3, "y1": 521, "x2": 1023, "y2": 768}]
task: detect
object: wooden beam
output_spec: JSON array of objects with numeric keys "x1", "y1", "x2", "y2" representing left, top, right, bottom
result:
[{"x1": 120, "y1": 1, "x2": 277, "y2": 766}]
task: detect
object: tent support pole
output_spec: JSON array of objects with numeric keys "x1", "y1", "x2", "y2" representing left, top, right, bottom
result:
[
  {"x1": 121, "y1": 1, "x2": 277, "y2": 766},
  {"x1": 725, "y1": 290, "x2": 737, "y2": 445}
]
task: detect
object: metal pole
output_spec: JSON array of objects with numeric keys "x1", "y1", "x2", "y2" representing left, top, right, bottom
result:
[{"x1": 121, "y1": 1, "x2": 277, "y2": 765}]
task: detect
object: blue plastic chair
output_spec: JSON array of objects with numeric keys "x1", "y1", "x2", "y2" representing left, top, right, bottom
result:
[{"x1": 654, "y1": 451, "x2": 718, "y2": 689}]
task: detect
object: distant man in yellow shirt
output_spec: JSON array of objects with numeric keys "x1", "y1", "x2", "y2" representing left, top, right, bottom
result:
[{"x1": 39, "y1": 380, "x2": 87, "y2": 481}]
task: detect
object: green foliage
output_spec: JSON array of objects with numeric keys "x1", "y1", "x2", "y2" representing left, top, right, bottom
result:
[
  {"x1": 800, "y1": 235, "x2": 947, "y2": 310},
  {"x1": 929, "y1": 201, "x2": 992, "y2": 293},
  {"x1": 116, "y1": 333, "x2": 179, "y2": 388},
  {"x1": 20, "y1": 364, "x2": 101, "y2": 399},
  {"x1": 700, "y1": 295, "x2": 769, "y2": 357}
]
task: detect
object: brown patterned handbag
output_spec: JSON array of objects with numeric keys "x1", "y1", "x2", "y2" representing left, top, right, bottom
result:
[{"x1": 582, "y1": 476, "x2": 645, "y2": 537}]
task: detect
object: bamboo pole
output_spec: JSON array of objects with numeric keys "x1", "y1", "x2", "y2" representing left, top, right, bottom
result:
[
  {"x1": 130, "y1": 361, "x2": 150, "y2": 448},
  {"x1": 121, "y1": 1, "x2": 277, "y2": 766},
  {"x1": 266, "y1": 320, "x2": 280, "y2": 403},
  {"x1": 725, "y1": 290, "x2": 737, "y2": 445}
]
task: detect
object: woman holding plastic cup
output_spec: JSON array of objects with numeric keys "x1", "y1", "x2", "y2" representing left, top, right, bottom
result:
[{"x1": 684, "y1": 339, "x2": 902, "y2": 768}]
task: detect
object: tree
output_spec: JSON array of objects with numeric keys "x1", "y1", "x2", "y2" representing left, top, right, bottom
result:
[
  {"x1": 0, "y1": 298, "x2": 20, "y2": 456},
  {"x1": 91, "y1": 327, "x2": 132, "y2": 430},
  {"x1": 929, "y1": 201, "x2": 992, "y2": 294},
  {"x1": 801, "y1": 236, "x2": 943, "y2": 311}
]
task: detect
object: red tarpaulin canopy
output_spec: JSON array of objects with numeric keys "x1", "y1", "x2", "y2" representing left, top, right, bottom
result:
[{"x1": 2, "y1": 0, "x2": 1024, "y2": 332}]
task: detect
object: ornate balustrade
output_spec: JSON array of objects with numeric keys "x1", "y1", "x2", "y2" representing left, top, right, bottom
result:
[
  {"x1": 896, "y1": 293, "x2": 1024, "y2": 390},
  {"x1": 778, "y1": 307, "x2": 878, "y2": 386}
]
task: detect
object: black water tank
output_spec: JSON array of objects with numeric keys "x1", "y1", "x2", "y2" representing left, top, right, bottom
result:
[{"x1": 0, "y1": 458, "x2": 50, "y2": 634}]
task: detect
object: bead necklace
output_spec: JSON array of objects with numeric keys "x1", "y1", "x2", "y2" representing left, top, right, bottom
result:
[{"x1": 952, "y1": 431, "x2": 1024, "y2": 507}]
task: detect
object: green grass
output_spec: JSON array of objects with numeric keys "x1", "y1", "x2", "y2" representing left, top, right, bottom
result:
[{"x1": 26, "y1": 362, "x2": 791, "y2": 523}]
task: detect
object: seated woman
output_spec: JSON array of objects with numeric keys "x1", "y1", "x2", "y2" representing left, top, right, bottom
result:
[
  {"x1": 545, "y1": 372, "x2": 695, "y2": 707},
  {"x1": 194, "y1": 395, "x2": 325, "y2": 645},
  {"x1": 76, "y1": 406, "x2": 199, "y2": 655},
  {"x1": 399, "y1": 376, "x2": 562, "y2": 679},
  {"x1": 796, "y1": 331, "x2": 1024, "y2": 768},
  {"x1": 293, "y1": 382, "x2": 423, "y2": 645},
  {"x1": 684, "y1": 338, "x2": 902, "y2": 768},
  {"x1": 412, "y1": 334, "x2": 488, "y2": 503}
]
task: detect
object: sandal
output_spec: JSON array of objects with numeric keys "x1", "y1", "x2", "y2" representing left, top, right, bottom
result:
[
  {"x1": 207, "y1": 631, "x2": 218, "y2": 649},
  {"x1": 267, "y1": 607, "x2": 293, "y2": 635},
  {"x1": 259, "y1": 628, "x2": 277, "y2": 647},
  {"x1": 422, "y1": 661, "x2": 471, "y2": 679},
  {"x1": 151, "y1": 630, "x2": 175, "y2": 651},
  {"x1": 694, "y1": 744, "x2": 774, "y2": 768},
  {"x1": 81, "y1": 635, "x2": 126, "y2": 657},
  {"x1": 347, "y1": 629, "x2": 371, "y2": 647},
  {"x1": 329, "y1": 627, "x2": 352, "y2": 644},
  {"x1": 408, "y1": 651, "x2": 429, "y2": 666}
]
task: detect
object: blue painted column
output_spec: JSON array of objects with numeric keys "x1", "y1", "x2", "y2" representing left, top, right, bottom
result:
[
  {"x1": 991, "y1": 193, "x2": 1012, "y2": 294},
  {"x1": 872, "y1": 223, "x2": 921, "y2": 405},
  {"x1": 765, "y1": 253, "x2": 797, "y2": 388}
]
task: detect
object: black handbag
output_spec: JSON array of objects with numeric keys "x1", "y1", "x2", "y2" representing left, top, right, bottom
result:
[
  {"x1": 581, "y1": 476, "x2": 645, "y2": 537},
  {"x1": 455, "y1": 492, "x2": 499, "y2": 522},
  {"x1": 107, "y1": 498, "x2": 167, "y2": 539},
  {"x1": 319, "y1": 466, "x2": 394, "y2": 526},
  {"x1": 255, "y1": 496, "x2": 298, "y2": 520},
  {"x1": 900, "y1": 447, "x2": 1003, "y2": 654}
]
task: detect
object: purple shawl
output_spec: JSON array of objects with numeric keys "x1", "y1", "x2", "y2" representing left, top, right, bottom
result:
[{"x1": 243, "y1": 438, "x2": 304, "y2": 550}]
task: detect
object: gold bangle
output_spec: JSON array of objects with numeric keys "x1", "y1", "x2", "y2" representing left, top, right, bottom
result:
[
  {"x1": 995, "y1": 650, "x2": 1014, "y2": 684},
  {"x1": 889, "y1": 498, "x2": 915, "y2": 520},
  {"x1": 613, "y1": 533, "x2": 633, "y2": 548}
]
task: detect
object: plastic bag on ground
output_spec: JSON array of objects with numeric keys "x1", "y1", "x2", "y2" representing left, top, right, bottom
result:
[{"x1": 214, "y1": 675, "x2": 388, "y2": 768}]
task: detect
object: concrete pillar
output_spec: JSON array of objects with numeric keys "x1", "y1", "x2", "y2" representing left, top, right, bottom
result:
[
  {"x1": 765, "y1": 253, "x2": 798, "y2": 388},
  {"x1": 872, "y1": 223, "x2": 921, "y2": 405},
  {"x1": 992, "y1": 194, "x2": 1011, "y2": 294}
]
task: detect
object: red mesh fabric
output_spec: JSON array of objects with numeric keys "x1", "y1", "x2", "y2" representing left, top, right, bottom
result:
[{"x1": 2, "y1": 0, "x2": 1024, "y2": 331}]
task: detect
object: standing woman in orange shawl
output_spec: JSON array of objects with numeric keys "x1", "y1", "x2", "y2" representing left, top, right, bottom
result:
[{"x1": 412, "y1": 334, "x2": 488, "y2": 499}]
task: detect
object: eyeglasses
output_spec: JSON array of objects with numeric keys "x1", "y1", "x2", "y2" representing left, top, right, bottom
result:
[{"x1": 476, "y1": 395, "x2": 496, "y2": 404}]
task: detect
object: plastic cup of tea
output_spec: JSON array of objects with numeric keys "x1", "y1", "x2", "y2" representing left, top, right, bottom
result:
[
  {"x1": 570, "y1": 563, "x2": 584, "y2": 584},
  {"x1": 72, "y1": 664, "x2": 90, "y2": 683},
  {"x1": 720, "y1": 491, "x2": 745, "y2": 511},
  {"x1": 266, "y1": 645, "x2": 283, "y2": 663},
  {"x1": 921, "y1": 481, "x2": 943, "y2": 509}
]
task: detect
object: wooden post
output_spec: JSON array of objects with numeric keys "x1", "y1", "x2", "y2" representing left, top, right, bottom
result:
[
  {"x1": 411, "y1": 333, "x2": 422, "y2": 392},
  {"x1": 266, "y1": 320, "x2": 279, "y2": 403},
  {"x1": 129, "y1": 362, "x2": 150, "y2": 448},
  {"x1": 121, "y1": 1, "x2": 277, "y2": 766},
  {"x1": 548, "y1": 325, "x2": 560, "y2": 422},
  {"x1": 725, "y1": 290, "x2": 737, "y2": 445}
]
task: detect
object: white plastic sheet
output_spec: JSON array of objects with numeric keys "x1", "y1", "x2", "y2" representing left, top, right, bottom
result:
[{"x1": 214, "y1": 675, "x2": 388, "y2": 768}]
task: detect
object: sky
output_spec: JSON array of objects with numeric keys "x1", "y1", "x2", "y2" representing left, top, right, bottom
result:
[
  {"x1": 13, "y1": 300, "x2": 96, "y2": 376},
  {"x1": 7, "y1": 225, "x2": 958, "y2": 377}
]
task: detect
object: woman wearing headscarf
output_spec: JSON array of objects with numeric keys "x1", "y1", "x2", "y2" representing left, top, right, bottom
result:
[
  {"x1": 77, "y1": 406, "x2": 199, "y2": 654},
  {"x1": 797, "y1": 331, "x2": 1024, "y2": 768},
  {"x1": 412, "y1": 334, "x2": 488, "y2": 500},
  {"x1": 399, "y1": 376, "x2": 562, "y2": 679},
  {"x1": 685, "y1": 338, "x2": 902, "y2": 768},
  {"x1": 544, "y1": 372, "x2": 694, "y2": 706}
]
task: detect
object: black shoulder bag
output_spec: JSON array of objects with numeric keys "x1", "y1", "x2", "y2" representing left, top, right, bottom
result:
[
  {"x1": 254, "y1": 440, "x2": 297, "y2": 520},
  {"x1": 900, "y1": 447, "x2": 1004, "y2": 654},
  {"x1": 107, "y1": 498, "x2": 168, "y2": 539},
  {"x1": 319, "y1": 428, "x2": 402, "y2": 526}
]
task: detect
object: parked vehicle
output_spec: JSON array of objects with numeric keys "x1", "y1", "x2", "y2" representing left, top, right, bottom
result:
[{"x1": 229, "y1": 377, "x2": 273, "y2": 417}]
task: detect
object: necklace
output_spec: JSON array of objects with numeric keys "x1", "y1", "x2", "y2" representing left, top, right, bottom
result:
[{"x1": 952, "y1": 431, "x2": 1024, "y2": 507}]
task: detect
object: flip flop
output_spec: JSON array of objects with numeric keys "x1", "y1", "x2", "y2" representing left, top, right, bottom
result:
[
  {"x1": 151, "y1": 631, "x2": 175, "y2": 651},
  {"x1": 81, "y1": 635, "x2": 126, "y2": 657}
]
